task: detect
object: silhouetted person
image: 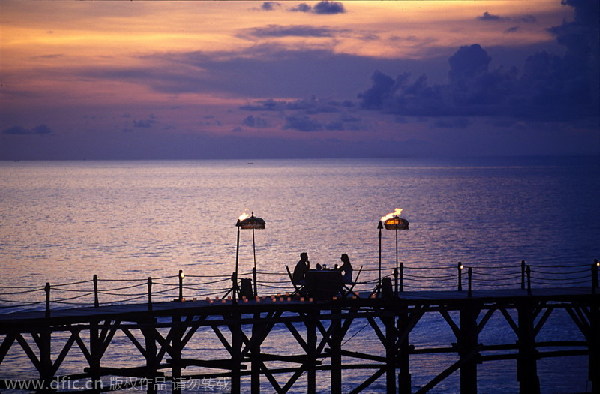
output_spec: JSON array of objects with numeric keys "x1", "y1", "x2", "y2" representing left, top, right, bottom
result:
[
  {"x1": 292, "y1": 252, "x2": 310, "y2": 285},
  {"x1": 339, "y1": 253, "x2": 353, "y2": 284}
]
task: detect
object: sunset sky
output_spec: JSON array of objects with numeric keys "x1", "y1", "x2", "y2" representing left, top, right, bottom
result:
[{"x1": 1, "y1": 0, "x2": 598, "y2": 160}]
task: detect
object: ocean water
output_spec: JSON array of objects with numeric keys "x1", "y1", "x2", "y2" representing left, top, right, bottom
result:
[{"x1": 1, "y1": 157, "x2": 599, "y2": 392}]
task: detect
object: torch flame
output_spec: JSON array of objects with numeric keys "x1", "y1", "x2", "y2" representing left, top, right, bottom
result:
[
  {"x1": 381, "y1": 208, "x2": 403, "y2": 222},
  {"x1": 238, "y1": 210, "x2": 251, "y2": 221}
]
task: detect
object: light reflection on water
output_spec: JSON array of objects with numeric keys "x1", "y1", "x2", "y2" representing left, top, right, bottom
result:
[{"x1": 0, "y1": 157, "x2": 598, "y2": 392}]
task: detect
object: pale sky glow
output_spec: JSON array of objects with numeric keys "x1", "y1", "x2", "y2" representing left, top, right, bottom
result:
[{"x1": 0, "y1": 0, "x2": 597, "y2": 159}]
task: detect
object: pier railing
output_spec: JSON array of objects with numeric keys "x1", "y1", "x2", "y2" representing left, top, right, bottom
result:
[{"x1": 1, "y1": 259, "x2": 598, "y2": 315}]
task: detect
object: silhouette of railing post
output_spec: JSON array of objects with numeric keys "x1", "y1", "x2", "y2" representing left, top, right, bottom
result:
[
  {"x1": 457, "y1": 263, "x2": 464, "y2": 291},
  {"x1": 468, "y1": 267, "x2": 473, "y2": 297},
  {"x1": 93, "y1": 275, "x2": 99, "y2": 308},
  {"x1": 592, "y1": 260, "x2": 599, "y2": 294},
  {"x1": 400, "y1": 263, "x2": 404, "y2": 293},
  {"x1": 521, "y1": 260, "x2": 526, "y2": 290},
  {"x1": 147, "y1": 277, "x2": 153, "y2": 311},
  {"x1": 178, "y1": 270, "x2": 184, "y2": 302},
  {"x1": 44, "y1": 282, "x2": 50, "y2": 318},
  {"x1": 526, "y1": 266, "x2": 532, "y2": 295}
]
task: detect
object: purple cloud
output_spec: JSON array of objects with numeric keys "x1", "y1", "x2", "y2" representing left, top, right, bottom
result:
[
  {"x1": 2, "y1": 124, "x2": 54, "y2": 135},
  {"x1": 240, "y1": 25, "x2": 346, "y2": 39},
  {"x1": 313, "y1": 1, "x2": 345, "y2": 14},
  {"x1": 290, "y1": 1, "x2": 345, "y2": 14},
  {"x1": 358, "y1": 1, "x2": 599, "y2": 121}
]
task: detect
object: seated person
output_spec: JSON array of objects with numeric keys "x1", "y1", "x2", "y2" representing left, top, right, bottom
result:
[
  {"x1": 292, "y1": 252, "x2": 310, "y2": 285},
  {"x1": 338, "y1": 253, "x2": 353, "y2": 284}
]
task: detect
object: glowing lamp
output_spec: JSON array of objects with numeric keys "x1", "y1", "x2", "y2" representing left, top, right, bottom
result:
[
  {"x1": 384, "y1": 216, "x2": 409, "y2": 230},
  {"x1": 236, "y1": 213, "x2": 265, "y2": 229}
]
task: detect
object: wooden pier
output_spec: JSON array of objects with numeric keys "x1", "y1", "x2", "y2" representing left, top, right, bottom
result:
[{"x1": 0, "y1": 262, "x2": 598, "y2": 393}]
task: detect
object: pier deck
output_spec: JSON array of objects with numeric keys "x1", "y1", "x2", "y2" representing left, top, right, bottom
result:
[{"x1": 1, "y1": 285, "x2": 598, "y2": 393}]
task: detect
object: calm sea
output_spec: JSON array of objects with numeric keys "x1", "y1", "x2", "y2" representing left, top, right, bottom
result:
[{"x1": 1, "y1": 156, "x2": 599, "y2": 392}]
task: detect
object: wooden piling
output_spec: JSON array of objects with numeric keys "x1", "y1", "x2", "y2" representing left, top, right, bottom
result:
[
  {"x1": 459, "y1": 300, "x2": 480, "y2": 394},
  {"x1": 516, "y1": 298, "x2": 540, "y2": 394},
  {"x1": 39, "y1": 327, "x2": 52, "y2": 390},
  {"x1": 590, "y1": 292, "x2": 599, "y2": 392},
  {"x1": 383, "y1": 306, "x2": 397, "y2": 393},
  {"x1": 397, "y1": 302, "x2": 412, "y2": 393},
  {"x1": 330, "y1": 305, "x2": 342, "y2": 394},
  {"x1": 44, "y1": 282, "x2": 50, "y2": 318},
  {"x1": 306, "y1": 310, "x2": 317, "y2": 394},
  {"x1": 230, "y1": 309, "x2": 242, "y2": 394},
  {"x1": 89, "y1": 319, "x2": 102, "y2": 391},
  {"x1": 171, "y1": 315, "x2": 182, "y2": 394},
  {"x1": 142, "y1": 318, "x2": 158, "y2": 394},
  {"x1": 250, "y1": 312, "x2": 265, "y2": 393},
  {"x1": 147, "y1": 277, "x2": 152, "y2": 312}
]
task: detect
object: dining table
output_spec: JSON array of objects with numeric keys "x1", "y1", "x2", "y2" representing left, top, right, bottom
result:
[{"x1": 304, "y1": 269, "x2": 343, "y2": 300}]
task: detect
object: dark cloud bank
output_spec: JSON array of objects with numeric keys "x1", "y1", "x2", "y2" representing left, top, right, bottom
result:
[
  {"x1": 261, "y1": 1, "x2": 346, "y2": 14},
  {"x1": 358, "y1": 0, "x2": 599, "y2": 122}
]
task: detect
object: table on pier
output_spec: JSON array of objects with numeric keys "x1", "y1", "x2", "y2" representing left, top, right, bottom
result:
[{"x1": 305, "y1": 269, "x2": 343, "y2": 300}]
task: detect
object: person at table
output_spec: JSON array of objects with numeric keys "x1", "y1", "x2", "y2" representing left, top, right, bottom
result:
[
  {"x1": 292, "y1": 252, "x2": 310, "y2": 285},
  {"x1": 338, "y1": 254, "x2": 353, "y2": 284}
]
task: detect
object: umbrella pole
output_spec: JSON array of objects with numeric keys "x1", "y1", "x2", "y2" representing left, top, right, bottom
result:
[
  {"x1": 378, "y1": 221, "x2": 383, "y2": 295},
  {"x1": 252, "y1": 228, "x2": 257, "y2": 297},
  {"x1": 234, "y1": 225, "x2": 240, "y2": 302}
]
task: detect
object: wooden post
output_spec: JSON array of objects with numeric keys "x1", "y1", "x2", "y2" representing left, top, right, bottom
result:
[
  {"x1": 398, "y1": 302, "x2": 412, "y2": 393},
  {"x1": 44, "y1": 282, "x2": 50, "y2": 318},
  {"x1": 468, "y1": 267, "x2": 473, "y2": 298},
  {"x1": 517, "y1": 299, "x2": 540, "y2": 394},
  {"x1": 592, "y1": 260, "x2": 598, "y2": 294},
  {"x1": 93, "y1": 275, "x2": 99, "y2": 308},
  {"x1": 394, "y1": 267, "x2": 399, "y2": 296},
  {"x1": 251, "y1": 312, "x2": 265, "y2": 393},
  {"x1": 147, "y1": 277, "x2": 153, "y2": 311},
  {"x1": 39, "y1": 326, "x2": 52, "y2": 390},
  {"x1": 172, "y1": 314, "x2": 182, "y2": 394},
  {"x1": 521, "y1": 260, "x2": 526, "y2": 290},
  {"x1": 89, "y1": 319, "x2": 102, "y2": 391},
  {"x1": 178, "y1": 270, "x2": 184, "y2": 302},
  {"x1": 457, "y1": 263, "x2": 463, "y2": 291},
  {"x1": 384, "y1": 308, "x2": 397, "y2": 393},
  {"x1": 589, "y1": 293, "x2": 599, "y2": 392},
  {"x1": 400, "y1": 263, "x2": 404, "y2": 293},
  {"x1": 459, "y1": 301, "x2": 480, "y2": 394},
  {"x1": 142, "y1": 318, "x2": 158, "y2": 394},
  {"x1": 230, "y1": 309, "x2": 242, "y2": 394},
  {"x1": 331, "y1": 306, "x2": 342, "y2": 394},
  {"x1": 306, "y1": 309, "x2": 317, "y2": 394},
  {"x1": 526, "y1": 266, "x2": 532, "y2": 296}
]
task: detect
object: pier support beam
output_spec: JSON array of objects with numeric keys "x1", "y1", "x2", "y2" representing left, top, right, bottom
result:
[
  {"x1": 230, "y1": 310, "x2": 242, "y2": 394},
  {"x1": 590, "y1": 296, "x2": 599, "y2": 391},
  {"x1": 398, "y1": 303, "x2": 412, "y2": 393},
  {"x1": 89, "y1": 319, "x2": 102, "y2": 392},
  {"x1": 459, "y1": 301, "x2": 480, "y2": 394},
  {"x1": 171, "y1": 315, "x2": 182, "y2": 394},
  {"x1": 330, "y1": 306, "x2": 342, "y2": 394},
  {"x1": 141, "y1": 319, "x2": 158, "y2": 394},
  {"x1": 383, "y1": 309, "x2": 397, "y2": 393},
  {"x1": 516, "y1": 299, "x2": 540, "y2": 394},
  {"x1": 250, "y1": 313, "x2": 265, "y2": 393},
  {"x1": 306, "y1": 310, "x2": 318, "y2": 394},
  {"x1": 38, "y1": 327, "x2": 52, "y2": 391}
]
